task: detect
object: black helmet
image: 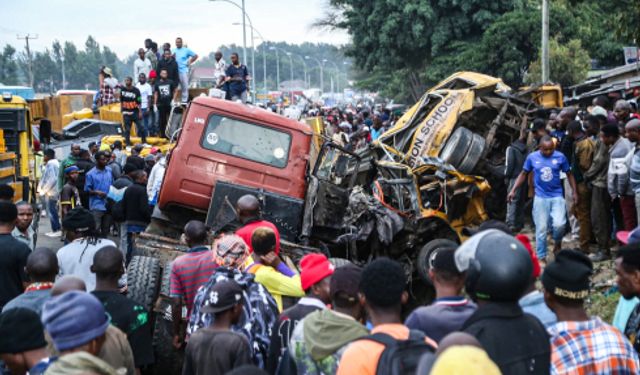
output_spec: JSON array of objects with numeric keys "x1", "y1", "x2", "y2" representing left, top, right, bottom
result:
[{"x1": 454, "y1": 229, "x2": 532, "y2": 302}]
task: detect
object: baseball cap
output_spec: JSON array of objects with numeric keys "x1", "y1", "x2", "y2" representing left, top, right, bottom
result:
[
  {"x1": 0, "y1": 308, "x2": 46, "y2": 354},
  {"x1": 202, "y1": 280, "x2": 244, "y2": 314},
  {"x1": 617, "y1": 227, "x2": 640, "y2": 245}
]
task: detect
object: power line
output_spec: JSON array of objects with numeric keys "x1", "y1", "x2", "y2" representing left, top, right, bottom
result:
[{"x1": 17, "y1": 33, "x2": 38, "y2": 87}]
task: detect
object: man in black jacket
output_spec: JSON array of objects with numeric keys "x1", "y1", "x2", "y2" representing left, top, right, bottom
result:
[
  {"x1": 504, "y1": 131, "x2": 528, "y2": 232},
  {"x1": 456, "y1": 229, "x2": 550, "y2": 374},
  {"x1": 121, "y1": 170, "x2": 150, "y2": 263},
  {"x1": 156, "y1": 49, "x2": 179, "y2": 87}
]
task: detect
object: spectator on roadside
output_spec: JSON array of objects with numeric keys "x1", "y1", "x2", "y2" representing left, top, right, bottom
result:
[
  {"x1": 567, "y1": 120, "x2": 595, "y2": 255},
  {"x1": 58, "y1": 143, "x2": 81, "y2": 190},
  {"x1": 76, "y1": 149, "x2": 95, "y2": 209},
  {"x1": 245, "y1": 227, "x2": 303, "y2": 311},
  {"x1": 584, "y1": 119, "x2": 612, "y2": 260},
  {"x1": 121, "y1": 170, "x2": 150, "y2": 263},
  {"x1": 0, "y1": 201, "x2": 30, "y2": 311},
  {"x1": 336, "y1": 258, "x2": 437, "y2": 375},
  {"x1": 2, "y1": 247, "x2": 57, "y2": 315},
  {"x1": 111, "y1": 140, "x2": 126, "y2": 167},
  {"x1": 213, "y1": 51, "x2": 227, "y2": 88},
  {"x1": 370, "y1": 116, "x2": 384, "y2": 141},
  {"x1": 405, "y1": 246, "x2": 476, "y2": 342},
  {"x1": 0, "y1": 308, "x2": 54, "y2": 375},
  {"x1": 0, "y1": 183, "x2": 14, "y2": 202},
  {"x1": 530, "y1": 118, "x2": 549, "y2": 148},
  {"x1": 143, "y1": 154, "x2": 155, "y2": 175},
  {"x1": 266, "y1": 253, "x2": 335, "y2": 373},
  {"x1": 225, "y1": 52, "x2": 250, "y2": 103},
  {"x1": 603, "y1": 124, "x2": 637, "y2": 231},
  {"x1": 97, "y1": 66, "x2": 118, "y2": 107},
  {"x1": 156, "y1": 49, "x2": 179, "y2": 89},
  {"x1": 187, "y1": 234, "x2": 278, "y2": 368},
  {"x1": 182, "y1": 280, "x2": 252, "y2": 375},
  {"x1": 57, "y1": 207, "x2": 117, "y2": 291},
  {"x1": 519, "y1": 238, "x2": 557, "y2": 327},
  {"x1": 126, "y1": 144, "x2": 146, "y2": 171},
  {"x1": 133, "y1": 48, "x2": 152, "y2": 79},
  {"x1": 615, "y1": 99, "x2": 635, "y2": 130},
  {"x1": 508, "y1": 136, "x2": 577, "y2": 260},
  {"x1": 147, "y1": 154, "x2": 166, "y2": 205},
  {"x1": 154, "y1": 68, "x2": 178, "y2": 139},
  {"x1": 289, "y1": 264, "x2": 368, "y2": 374},
  {"x1": 92, "y1": 246, "x2": 154, "y2": 370},
  {"x1": 545, "y1": 250, "x2": 640, "y2": 372},
  {"x1": 627, "y1": 120, "x2": 640, "y2": 226},
  {"x1": 171, "y1": 221, "x2": 217, "y2": 349},
  {"x1": 136, "y1": 73, "x2": 153, "y2": 141},
  {"x1": 119, "y1": 77, "x2": 145, "y2": 146},
  {"x1": 235, "y1": 194, "x2": 281, "y2": 255},
  {"x1": 85, "y1": 151, "x2": 113, "y2": 237},
  {"x1": 106, "y1": 150, "x2": 122, "y2": 180},
  {"x1": 144, "y1": 39, "x2": 158, "y2": 70},
  {"x1": 44, "y1": 352, "x2": 118, "y2": 375},
  {"x1": 504, "y1": 128, "x2": 528, "y2": 232},
  {"x1": 88, "y1": 142, "x2": 99, "y2": 162},
  {"x1": 457, "y1": 230, "x2": 550, "y2": 374},
  {"x1": 42, "y1": 291, "x2": 131, "y2": 375},
  {"x1": 147, "y1": 70, "x2": 158, "y2": 136},
  {"x1": 12, "y1": 201, "x2": 35, "y2": 250},
  {"x1": 616, "y1": 243, "x2": 640, "y2": 353},
  {"x1": 173, "y1": 37, "x2": 198, "y2": 103},
  {"x1": 39, "y1": 148, "x2": 61, "y2": 237}
]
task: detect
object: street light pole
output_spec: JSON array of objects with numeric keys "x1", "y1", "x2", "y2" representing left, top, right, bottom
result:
[
  {"x1": 270, "y1": 47, "x2": 280, "y2": 90},
  {"x1": 324, "y1": 59, "x2": 340, "y2": 95},
  {"x1": 305, "y1": 56, "x2": 323, "y2": 92},
  {"x1": 286, "y1": 52, "x2": 294, "y2": 86},
  {"x1": 541, "y1": 0, "x2": 549, "y2": 83},
  {"x1": 241, "y1": 0, "x2": 247, "y2": 68}
]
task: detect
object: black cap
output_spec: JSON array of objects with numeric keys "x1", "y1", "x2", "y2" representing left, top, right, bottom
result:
[
  {"x1": 601, "y1": 124, "x2": 620, "y2": 137},
  {"x1": 123, "y1": 163, "x2": 138, "y2": 174},
  {"x1": 0, "y1": 308, "x2": 46, "y2": 354},
  {"x1": 330, "y1": 264, "x2": 362, "y2": 302},
  {"x1": 429, "y1": 247, "x2": 458, "y2": 274},
  {"x1": 62, "y1": 207, "x2": 95, "y2": 231},
  {"x1": 618, "y1": 243, "x2": 640, "y2": 268},
  {"x1": 528, "y1": 118, "x2": 546, "y2": 132},
  {"x1": 202, "y1": 280, "x2": 243, "y2": 314},
  {"x1": 542, "y1": 249, "x2": 593, "y2": 300}
]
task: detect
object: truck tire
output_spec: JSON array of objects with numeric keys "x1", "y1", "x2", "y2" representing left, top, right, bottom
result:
[
  {"x1": 126, "y1": 256, "x2": 161, "y2": 313},
  {"x1": 456, "y1": 133, "x2": 486, "y2": 174},
  {"x1": 416, "y1": 239, "x2": 458, "y2": 285},
  {"x1": 329, "y1": 257, "x2": 352, "y2": 268},
  {"x1": 439, "y1": 127, "x2": 473, "y2": 169},
  {"x1": 152, "y1": 263, "x2": 183, "y2": 375}
]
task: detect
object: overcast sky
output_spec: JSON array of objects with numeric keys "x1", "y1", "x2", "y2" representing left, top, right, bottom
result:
[{"x1": 0, "y1": 0, "x2": 350, "y2": 58}]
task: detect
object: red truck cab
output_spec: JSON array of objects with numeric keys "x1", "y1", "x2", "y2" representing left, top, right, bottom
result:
[{"x1": 158, "y1": 98, "x2": 312, "y2": 240}]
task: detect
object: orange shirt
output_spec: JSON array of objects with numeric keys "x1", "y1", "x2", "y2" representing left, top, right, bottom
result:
[{"x1": 336, "y1": 323, "x2": 437, "y2": 375}]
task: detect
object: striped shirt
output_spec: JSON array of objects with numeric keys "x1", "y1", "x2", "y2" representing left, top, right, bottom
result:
[
  {"x1": 170, "y1": 246, "x2": 217, "y2": 317},
  {"x1": 549, "y1": 317, "x2": 640, "y2": 374}
]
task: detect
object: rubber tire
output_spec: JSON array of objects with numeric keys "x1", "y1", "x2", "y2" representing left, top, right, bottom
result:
[
  {"x1": 329, "y1": 257, "x2": 352, "y2": 268},
  {"x1": 457, "y1": 132, "x2": 486, "y2": 174},
  {"x1": 416, "y1": 239, "x2": 459, "y2": 285},
  {"x1": 439, "y1": 127, "x2": 473, "y2": 169},
  {"x1": 126, "y1": 256, "x2": 161, "y2": 313},
  {"x1": 152, "y1": 262, "x2": 183, "y2": 375}
]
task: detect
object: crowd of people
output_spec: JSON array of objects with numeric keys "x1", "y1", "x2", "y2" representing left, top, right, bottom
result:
[{"x1": 96, "y1": 37, "x2": 253, "y2": 144}]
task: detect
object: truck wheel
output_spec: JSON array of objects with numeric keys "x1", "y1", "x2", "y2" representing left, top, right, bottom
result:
[
  {"x1": 329, "y1": 257, "x2": 352, "y2": 268},
  {"x1": 126, "y1": 256, "x2": 161, "y2": 312},
  {"x1": 439, "y1": 127, "x2": 473, "y2": 169},
  {"x1": 416, "y1": 239, "x2": 458, "y2": 285},
  {"x1": 456, "y1": 133, "x2": 486, "y2": 174},
  {"x1": 152, "y1": 262, "x2": 183, "y2": 375}
]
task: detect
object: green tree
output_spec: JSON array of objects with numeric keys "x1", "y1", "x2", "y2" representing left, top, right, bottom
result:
[
  {"x1": 527, "y1": 38, "x2": 590, "y2": 87},
  {"x1": 0, "y1": 44, "x2": 19, "y2": 85}
]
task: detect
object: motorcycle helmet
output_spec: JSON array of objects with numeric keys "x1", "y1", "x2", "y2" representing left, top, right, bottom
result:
[{"x1": 455, "y1": 229, "x2": 532, "y2": 301}]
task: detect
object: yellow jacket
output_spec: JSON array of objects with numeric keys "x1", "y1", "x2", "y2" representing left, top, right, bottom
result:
[{"x1": 245, "y1": 259, "x2": 304, "y2": 311}]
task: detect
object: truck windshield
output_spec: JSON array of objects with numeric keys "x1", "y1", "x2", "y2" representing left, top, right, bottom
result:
[{"x1": 201, "y1": 115, "x2": 291, "y2": 168}]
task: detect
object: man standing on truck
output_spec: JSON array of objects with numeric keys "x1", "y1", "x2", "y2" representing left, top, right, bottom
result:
[
  {"x1": 135, "y1": 73, "x2": 153, "y2": 141},
  {"x1": 173, "y1": 37, "x2": 198, "y2": 104},
  {"x1": 119, "y1": 77, "x2": 146, "y2": 146},
  {"x1": 153, "y1": 68, "x2": 178, "y2": 139},
  {"x1": 156, "y1": 49, "x2": 179, "y2": 89},
  {"x1": 224, "y1": 52, "x2": 251, "y2": 103},
  {"x1": 235, "y1": 195, "x2": 280, "y2": 255},
  {"x1": 508, "y1": 136, "x2": 578, "y2": 261},
  {"x1": 133, "y1": 48, "x2": 152, "y2": 79}
]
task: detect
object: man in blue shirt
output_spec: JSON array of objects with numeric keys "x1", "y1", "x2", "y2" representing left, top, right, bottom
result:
[
  {"x1": 224, "y1": 52, "x2": 250, "y2": 103},
  {"x1": 173, "y1": 37, "x2": 198, "y2": 103},
  {"x1": 85, "y1": 151, "x2": 113, "y2": 237},
  {"x1": 508, "y1": 136, "x2": 578, "y2": 260}
]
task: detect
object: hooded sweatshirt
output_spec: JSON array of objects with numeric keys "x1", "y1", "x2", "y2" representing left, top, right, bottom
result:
[{"x1": 290, "y1": 309, "x2": 368, "y2": 375}]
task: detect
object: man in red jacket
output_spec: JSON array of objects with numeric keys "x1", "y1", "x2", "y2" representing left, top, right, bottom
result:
[{"x1": 234, "y1": 195, "x2": 280, "y2": 255}]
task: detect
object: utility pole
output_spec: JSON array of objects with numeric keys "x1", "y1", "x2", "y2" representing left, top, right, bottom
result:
[
  {"x1": 241, "y1": 0, "x2": 247, "y2": 69},
  {"x1": 17, "y1": 34, "x2": 38, "y2": 87},
  {"x1": 541, "y1": 0, "x2": 549, "y2": 83}
]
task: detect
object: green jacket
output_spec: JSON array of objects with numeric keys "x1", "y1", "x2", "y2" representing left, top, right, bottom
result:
[{"x1": 57, "y1": 155, "x2": 78, "y2": 190}]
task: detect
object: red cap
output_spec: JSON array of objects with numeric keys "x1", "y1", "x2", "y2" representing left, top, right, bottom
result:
[
  {"x1": 516, "y1": 234, "x2": 540, "y2": 278},
  {"x1": 150, "y1": 147, "x2": 159, "y2": 154},
  {"x1": 300, "y1": 253, "x2": 335, "y2": 291},
  {"x1": 148, "y1": 69, "x2": 157, "y2": 79}
]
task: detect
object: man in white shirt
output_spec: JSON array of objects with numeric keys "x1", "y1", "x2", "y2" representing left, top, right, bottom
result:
[
  {"x1": 133, "y1": 48, "x2": 152, "y2": 78},
  {"x1": 213, "y1": 51, "x2": 227, "y2": 87},
  {"x1": 135, "y1": 73, "x2": 153, "y2": 140},
  {"x1": 39, "y1": 149, "x2": 61, "y2": 237}
]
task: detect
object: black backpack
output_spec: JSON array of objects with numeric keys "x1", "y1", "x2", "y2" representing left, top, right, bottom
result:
[{"x1": 363, "y1": 330, "x2": 436, "y2": 375}]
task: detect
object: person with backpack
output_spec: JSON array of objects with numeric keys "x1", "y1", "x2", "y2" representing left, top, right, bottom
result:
[
  {"x1": 456, "y1": 229, "x2": 550, "y2": 374},
  {"x1": 336, "y1": 258, "x2": 437, "y2": 375}
]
